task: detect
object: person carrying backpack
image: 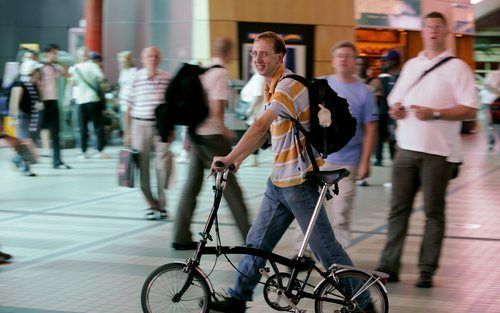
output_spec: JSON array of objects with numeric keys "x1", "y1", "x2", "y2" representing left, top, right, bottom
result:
[
  {"x1": 209, "y1": 31, "x2": 354, "y2": 312},
  {"x1": 172, "y1": 38, "x2": 250, "y2": 250},
  {"x1": 482, "y1": 66, "x2": 500, "y2": 151},
  {"x1": 125, "y1": 46, "x2": 172, "y2": 220},
  {"x1": 294, "y1": 41, "x2": 378, "y2": 251}
]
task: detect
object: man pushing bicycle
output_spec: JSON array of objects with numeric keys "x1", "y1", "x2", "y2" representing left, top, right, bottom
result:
[{"x1": 210, "y1": 31, "x2": 354, "y2": 312}]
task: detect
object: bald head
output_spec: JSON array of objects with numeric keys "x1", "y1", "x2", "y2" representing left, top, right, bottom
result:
[{"x1": 141, "y1": 46, "x2": 162, "y2": 72}]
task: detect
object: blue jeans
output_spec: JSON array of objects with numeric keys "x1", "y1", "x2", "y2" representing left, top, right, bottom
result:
[{"x1": 229, "y1": 178, "x2": 353, "y2": 302}]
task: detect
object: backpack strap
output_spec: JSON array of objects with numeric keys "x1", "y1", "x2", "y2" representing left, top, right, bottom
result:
[
  {"x1": 280, "y1": 114, "x2": 320, "y2": 172},
  {"x1": 278, "y1": 74, "x2": 321, "y2": 172}
]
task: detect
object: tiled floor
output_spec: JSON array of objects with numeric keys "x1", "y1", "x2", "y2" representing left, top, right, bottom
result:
[{"x1": 1, "y1": 129, "x2": 499, "y2": 313}]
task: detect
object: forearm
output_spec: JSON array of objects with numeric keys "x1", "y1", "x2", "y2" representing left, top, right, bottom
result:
[{"x1": 436, "y1": 105, "x2": 477, "y2": 121}]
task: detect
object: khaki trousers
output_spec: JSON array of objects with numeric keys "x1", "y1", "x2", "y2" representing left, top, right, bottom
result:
[{"x1": 131, "y1": 119, "x2": 170, "y2": 210}]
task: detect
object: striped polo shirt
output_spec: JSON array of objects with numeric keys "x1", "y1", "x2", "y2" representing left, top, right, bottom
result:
[
  {"x1": 265, "y1": 65, "x2": 324, "y2": 187},
  {"x1": 128, "y1": 68, "x2": 171, "y2": 120}
]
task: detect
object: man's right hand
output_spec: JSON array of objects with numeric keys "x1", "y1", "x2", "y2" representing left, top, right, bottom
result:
[
  {"x1": 390, "y1": 102, "x2": 407, "y2": 120},
  {"x1": 211, "y1": 156, "x2": 240, "y2": 173}
]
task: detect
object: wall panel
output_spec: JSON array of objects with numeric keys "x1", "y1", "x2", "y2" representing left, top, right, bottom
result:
[{"x1": 315, "y1": 26, "x2": 356, "y2": 62}]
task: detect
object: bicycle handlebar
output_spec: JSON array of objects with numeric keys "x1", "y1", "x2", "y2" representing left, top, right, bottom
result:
[
  {"x1": 213, "y1": 161, "x2": 235, "y2": 190},
  {"x1": 214, "y1": 161, "x2": 235, "y2": 171}
]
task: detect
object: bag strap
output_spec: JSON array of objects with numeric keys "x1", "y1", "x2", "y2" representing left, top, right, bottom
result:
[
  {"x1": 408, "y1": 56, "x2": 456, "y2": 92},
  {"x1": 278, "y1": 74, "x2": 321, "y2": 171},
  {"x1": 74, "y1": 66, "x2": 101, "y2": 98}
]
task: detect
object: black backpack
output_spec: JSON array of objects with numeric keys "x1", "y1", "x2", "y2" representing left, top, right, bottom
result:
[
  {"x1": 155, "y1": 63, "x2": 222, "y2": 142},
  {"x1": 280, "y1": 74, "x2": 357, "y2": 171}
]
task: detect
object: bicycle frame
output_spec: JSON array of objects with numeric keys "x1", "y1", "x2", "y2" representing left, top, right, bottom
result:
[{"x1": 172, "y1": 168, "x2": 387, "y2": 310}]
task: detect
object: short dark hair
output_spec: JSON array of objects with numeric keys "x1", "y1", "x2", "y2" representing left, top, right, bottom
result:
[
  {"x1": 255, "y1": 31, "x2": 287, "y2": 55},
  {"x1": 44, "y1": 43, "x2": 60, "y2": 53},
  {"x1": 331, "y1": 40, "x2": 357, "y2": 56},
  {"x1": 424, "y1": 11, "x2": 447, "y2": 25}
]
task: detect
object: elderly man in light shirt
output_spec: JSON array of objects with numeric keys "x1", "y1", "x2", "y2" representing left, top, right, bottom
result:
[{"x1": 125, "y1": 46, "x2": 172, "y2": 220}]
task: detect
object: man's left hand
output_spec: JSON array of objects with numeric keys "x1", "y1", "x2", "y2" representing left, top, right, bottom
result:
[{"x1": 410, "y1": 105, "x2": 433, "y2": 121}]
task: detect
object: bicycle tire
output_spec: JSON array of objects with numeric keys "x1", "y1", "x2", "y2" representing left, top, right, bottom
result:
[
  {"x1": 141, "y1": 262, "x2": 211, "y2": 313},
  {"x1": 314, "y1": 269, "x2": 388, "y2": 313}
]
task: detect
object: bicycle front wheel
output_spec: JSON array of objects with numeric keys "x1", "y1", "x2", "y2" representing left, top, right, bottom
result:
[
  {"x1": 314, "y1": 270, "x2": 388, "y2": 313},
  {"x1": 141, "y1": 262, "x2": 211, "y2": 313}
]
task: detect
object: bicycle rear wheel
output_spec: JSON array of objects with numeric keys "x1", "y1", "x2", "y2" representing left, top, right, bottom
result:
[
  {"x1": 141, "y1": 262, "x2": 211, "y2": 313},
  {"x1": 314, "y1": 270, "x2": 388, "y2": 313}
]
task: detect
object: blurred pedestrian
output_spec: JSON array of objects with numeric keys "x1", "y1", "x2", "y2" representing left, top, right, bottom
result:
[
  {"x1": 172, "y1": 38, "x2": 250, "y2": 250},
  {"x1": 0, "y1": 118, "x2": 20, "y2": 262},
  {"x1": 372, "y1": 49, "x2": 401, "y2": 166},
  {"x1": 125, "y1": 46, "x2": 171, "y2": 220},
  {"x1": 9, "y1": 59, "x2": 43, "y2": 176},
  {"x1": 482, "y1": 66, "x2": 500, "y2": 151},
  {"x1": 240, "y1": 71, "x2": 265, "y2": 166},
  {"x1": 295, "y1": 41, "x2": 378, "y2": 249},
  {"x1": 40, "y1": 43, "x2": 71, "y2": 169},
  {"x1": 69, "y1": 51, "x2": 107, "y2": 158},
  {"x1": 117, "y1": 50, "x2": 137, "y2": 138}
]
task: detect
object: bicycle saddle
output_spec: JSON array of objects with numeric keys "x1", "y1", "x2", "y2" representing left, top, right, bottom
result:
[{"x1": 303, "y1": 169, "x2": 350, "y2": 186}]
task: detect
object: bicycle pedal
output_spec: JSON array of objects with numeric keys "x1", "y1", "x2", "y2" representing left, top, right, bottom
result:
[{"x1": 259, "y1": 267, "x2": 271, "y2": 278}]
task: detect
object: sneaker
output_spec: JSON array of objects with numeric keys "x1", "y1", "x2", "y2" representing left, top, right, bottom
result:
[
  {"x1": 375, "y1": 267, "x2": 399, "y2": 283},
  {"x1": 54, "y1": 162, "x2": 71, "y2": 169},
  {"x1": 383, "y1": 182, "x2": 392, "y2": 189},
  {"x1": 78, "y1": 152, "x2": 89, "y2": 159},
  {"x1": 94, "y1": 152, "x2": 110, "y2": 159},
  {"x1": 415, "y1": 271, "x2": 433, "y2": 288},
  {"x1": 23, "y1": 171, "x2": 37, "y2": 177},
  {"x1": 210, "y1": 295, "x2": 246, "y2": 313},
  {"x1": 0, "y1": 251, "x2": 13, "y2": 263},
  {"x1": 355, "y1": 179, "x2": 369, "y2": 187},
  {"x1": 145, "y1": 208, "x2": 168, "y2": 220}
]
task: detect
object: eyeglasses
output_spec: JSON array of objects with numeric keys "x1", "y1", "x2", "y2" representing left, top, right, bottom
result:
[
  {"x1": 249, "y1": 51, "x2": 277, "y2": 58},
  {"x1": 424, "y1": 24, "x2": 446, "y2": 30},
  {"x1": 334, "y1": 54, "x2": 355, "y2": 59}
]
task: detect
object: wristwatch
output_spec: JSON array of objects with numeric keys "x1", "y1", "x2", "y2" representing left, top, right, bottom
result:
[{"x1": 432, "y1": 110, "x2": 441, "y2": 120}]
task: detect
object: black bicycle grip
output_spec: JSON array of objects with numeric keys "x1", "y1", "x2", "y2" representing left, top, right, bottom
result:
[{"x1": 214, "y1": 161, "x2": 235, "y2": 171}]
